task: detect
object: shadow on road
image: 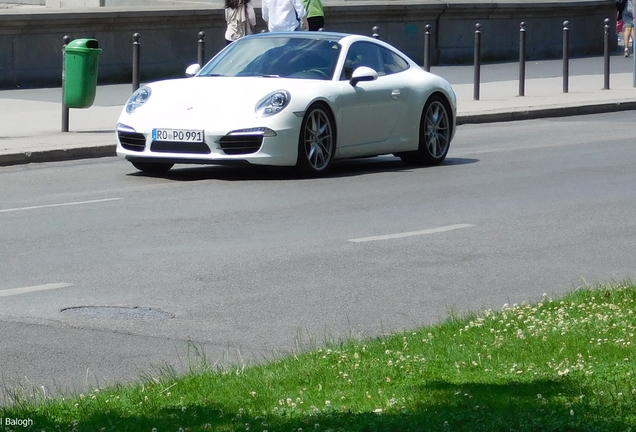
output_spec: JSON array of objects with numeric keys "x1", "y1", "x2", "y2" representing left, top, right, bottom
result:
[{"x1": 127, "y1": 157, "x2": 479, "y2": 182}]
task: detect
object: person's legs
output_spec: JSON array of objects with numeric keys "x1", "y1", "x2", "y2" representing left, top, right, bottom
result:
[
  {"x1": 624, "y1": 27, "x2": 633, "y2": 55},
  {"x1": 307, "y1": 16, "x2": 325, "y2": 31}
]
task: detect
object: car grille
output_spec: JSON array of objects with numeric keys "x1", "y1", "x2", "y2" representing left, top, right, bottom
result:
[
  {"x1": 218, "y1": 135, "x2": 264, "y2": 155},
  {"x1": 118, "y1": 131, "x2": 146, "y2": 152},
  {"x1": 150, "y1": 141, "x2": 211, "y2": 154}
]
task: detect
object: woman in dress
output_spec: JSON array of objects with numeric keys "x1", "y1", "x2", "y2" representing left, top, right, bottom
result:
[
  {"x1": 225, "y1": 0, "x2": 256, "y2": 45},
  {"x1": 623, "y1": 0, "x2": 634, "y2": 56}
]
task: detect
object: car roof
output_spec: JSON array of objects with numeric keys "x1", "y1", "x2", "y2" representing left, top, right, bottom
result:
[{"x1": 246, "y1": 31, "x2": 374, "y2": 44}]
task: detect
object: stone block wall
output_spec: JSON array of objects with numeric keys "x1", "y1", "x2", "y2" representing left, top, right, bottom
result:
[{"x1": 0, "y1": 0, "x2": 616, "y2": 89}]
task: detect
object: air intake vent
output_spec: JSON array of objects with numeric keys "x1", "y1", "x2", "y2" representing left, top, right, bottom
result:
[
  {"x1": 218, "y1": 135, "x2": 263, "y2": 155},
  {"x1": 118, "y1": 131, "x2": 146, "y2": 152},
  {"x1": 150, "y1": 141, "x2": 211, "y2": 154}
]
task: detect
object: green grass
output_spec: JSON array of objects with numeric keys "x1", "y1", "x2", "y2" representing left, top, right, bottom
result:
[{"x1": 2, "y1": 282, "x2": 636, "y2": 431}]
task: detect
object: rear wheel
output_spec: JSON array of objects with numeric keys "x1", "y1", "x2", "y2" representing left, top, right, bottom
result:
[
  {"x1": 131, "y1": 161, "x2": 174, "y2": 174},
  {"x1": 296, "y1": 103, "x2": 336, "y2": 177},
  {"x1": 399, "y1": 94, "x2": 452, "y2": 166}
]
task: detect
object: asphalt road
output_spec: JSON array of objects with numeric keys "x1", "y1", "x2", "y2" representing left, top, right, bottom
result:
[{"x1": 1, "y1": 111, "x2": 635, "y2": 400}]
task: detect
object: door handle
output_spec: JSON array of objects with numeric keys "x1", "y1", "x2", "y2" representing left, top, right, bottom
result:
[{"x1": 391, "y1": 89, "x2": 401, "y2": 99}]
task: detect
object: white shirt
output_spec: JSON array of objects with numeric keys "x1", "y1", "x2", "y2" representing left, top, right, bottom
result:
[{"x1": 262, "y1": 0, "x2": 306, "y2": 32}]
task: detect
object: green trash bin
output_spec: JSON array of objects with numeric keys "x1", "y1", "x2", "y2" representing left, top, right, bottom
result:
[{"x1": 64, "y1": 38, "x2": 102, "y2": 109}]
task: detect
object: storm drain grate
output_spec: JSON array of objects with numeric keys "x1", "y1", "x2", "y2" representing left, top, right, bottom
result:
[{"x1": 61, "y1": 306, "x2": 174, "y2": 320}]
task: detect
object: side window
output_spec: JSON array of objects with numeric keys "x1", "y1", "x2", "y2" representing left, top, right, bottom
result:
[
  {"x1": 379, "y1": 47, "x2": 410, "y2": 75},
  {"x1": 340, "y1": 42, "x2": 384, "y2": 80}
]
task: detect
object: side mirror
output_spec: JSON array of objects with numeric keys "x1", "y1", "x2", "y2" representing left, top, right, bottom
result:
[
  {"x1": 349, "y1": 66, "x2": 378, "y2": 86},
  {"x1": 185, "y1": 64, "x2": 201, "y2": 77}
]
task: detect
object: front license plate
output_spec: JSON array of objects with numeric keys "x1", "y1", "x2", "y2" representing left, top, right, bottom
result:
[{"x1": 152, "y1": 129, "x2": 204, "y2": 143}]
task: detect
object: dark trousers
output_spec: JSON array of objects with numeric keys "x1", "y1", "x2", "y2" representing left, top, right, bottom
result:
[{"x1": 308, "y1": 16, "x2": 325, "y2": 31}]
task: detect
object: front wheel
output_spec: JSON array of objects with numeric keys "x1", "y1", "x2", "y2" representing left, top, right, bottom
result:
[
  {"x1": 131, "y1": 161, "x2": 174, "y2": 174},
  {"x1": 399, "y1": 94, "x2": 452, "y2": 166},
  {"x1": 296, "y1": 103, "x2": 336, "y2": 177}
]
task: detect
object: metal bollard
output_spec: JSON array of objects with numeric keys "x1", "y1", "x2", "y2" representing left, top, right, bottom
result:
[
  {"x1": 372, "y1": 26, "x2": 380, "y2": 39},
  {"x1": 474, "y1": 23, "x2": 481, "y2": 101},
  {"x1": 563, "y1": 20, "x2": 569, "y2": 94},
  {"x1": 603, "y1": 18, "x2": 610, "y2": 90},
  {"x1": 424, "y1": 24, "x2": 432, "y2": 72},
  {"x1": 132, "y1": 33, "x2": 141, "y2": 92},
  {"x1": 198, "y1": 31, "x2": 206, "y2": 67},
  {"x1": 519, "y1": 22, "x2": 526, "y2": 97},
  {"x1": 62, "y1": 35, "x2": 71, "y2": 133}
]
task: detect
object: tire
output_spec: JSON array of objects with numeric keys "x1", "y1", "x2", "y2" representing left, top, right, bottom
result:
[
  {"x1": 399, "y1": 94, "x2": 452, "y2": 166},
  {"x1": 296, "y1": 103, "x2": 336, "y2": 177},
  {"x1": 131, "y1": 161, "x2": 174, "y2": 174}
]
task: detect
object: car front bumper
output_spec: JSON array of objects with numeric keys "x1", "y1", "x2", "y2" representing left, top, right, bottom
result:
[{"x1": 115, "y1": 117, "x2": 302, "y2": 167}]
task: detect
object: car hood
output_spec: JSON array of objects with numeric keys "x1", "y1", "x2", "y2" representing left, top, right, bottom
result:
[{"x1": 119, "y1": 76, "x2": 324, "y2": 130}]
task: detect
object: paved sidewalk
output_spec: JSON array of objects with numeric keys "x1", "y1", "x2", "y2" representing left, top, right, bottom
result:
[{"x1": 1, "y1": 55, "x2": 635, "y2": 167}]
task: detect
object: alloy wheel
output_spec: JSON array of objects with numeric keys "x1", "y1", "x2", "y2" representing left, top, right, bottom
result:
[
  {"x1": 424, "y1": 100, "x2": 450, "y2": 158},
  {"x1": 303, "y1": 107, "x2": 334, "y2": 172}
]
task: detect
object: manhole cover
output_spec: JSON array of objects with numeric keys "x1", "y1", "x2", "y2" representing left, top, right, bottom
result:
[{"x1": 61, "y1": 306, "x2": 174, "y2": 320}]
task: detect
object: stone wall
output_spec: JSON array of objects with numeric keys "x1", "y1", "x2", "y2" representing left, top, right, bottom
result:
[{"x1": 0, "y1": 0, "x2": 617, "y2": 89}]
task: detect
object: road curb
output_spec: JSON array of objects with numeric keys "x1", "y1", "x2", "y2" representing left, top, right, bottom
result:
[
  {"x1": 457, "y1": 100, "x2": 636, "y2": 125},
  {"x1": 0, "y1": 145, "x2": 116, "y2": 167}
]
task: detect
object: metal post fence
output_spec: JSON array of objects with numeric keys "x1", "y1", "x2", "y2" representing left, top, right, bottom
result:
[
  {"x1": 61, "y1": 35, "x2": 71, "y2": 132},
  {"x1": 604, "y1": 18, "x2": 610, "y2": 90},
  {"x1": 424, "y1": 24, "x2": 432, "y2": 72},
  {"x1": 563, "y1": 20, "x2": 570, "y2": 93},
  {"x1": 519, "y1": 22, "x2": 526, "y2": 97},
  {"x1": 132, "y1": 33, "x2": 140, "y2": 92},
  {"x1": 474, "y1": 23, "x2": 481, "y2": 101},
  {"x1": 198, "y1": 31, "x2": 206, "y2": 67}
]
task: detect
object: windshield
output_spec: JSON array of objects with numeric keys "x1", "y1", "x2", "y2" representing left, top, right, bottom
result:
[{"x1": 199, "y1": 36, "x2": 342, "y2": 80}]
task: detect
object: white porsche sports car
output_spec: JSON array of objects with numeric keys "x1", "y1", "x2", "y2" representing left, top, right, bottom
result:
[{"x1": 116, "y1": 31, "x2": 457, "y2": 177}]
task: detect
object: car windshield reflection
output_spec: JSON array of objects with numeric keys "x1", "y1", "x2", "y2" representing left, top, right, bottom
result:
[{"x1": 199, "y1": 36, "x2": 342, "y2": 80}]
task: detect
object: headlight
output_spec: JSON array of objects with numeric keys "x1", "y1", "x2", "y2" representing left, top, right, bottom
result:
[
  {"x1": 255, "y1": 90, "x2": 290, "y2": 117},
  {"x1": 126, "y1": 86, "x2": 152, "y2": 114}
]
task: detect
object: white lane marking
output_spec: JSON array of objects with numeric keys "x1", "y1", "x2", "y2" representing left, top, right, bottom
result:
[
  {"x1": 0, "y1": 283, "x2": 75, "y2": 298},
  {"x1": 0, "y1": 198, "x2": 122, "y2": 213},
  {"x1": 348, "y1": 223, "x2": 474, "y2": 243}
]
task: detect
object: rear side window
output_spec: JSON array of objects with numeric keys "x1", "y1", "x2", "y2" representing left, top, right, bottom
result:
[
  {"x1": 341, "y1": 42, "x2": 410, "y2": 80},
  {"x1": 379, "y1": 47, "x2": 410, "y2": 75}
]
